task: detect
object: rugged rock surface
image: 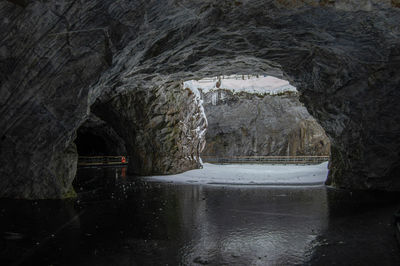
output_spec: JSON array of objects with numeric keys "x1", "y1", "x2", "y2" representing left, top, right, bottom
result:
[
  {"x1": 93, "y1": 83, "x2": 207, "y2": 175},
  {"x1": 200, "y1": 90, "x2": 330, "y2": 157},
  {"x1": 49, "y1": 142, "x2": 78, "y2": 198},
  {"x1": 1, "y1": 0, "x2": 400, "y2": 197},
  {"x1": 0, "y1": 140, "x2": 78, "y2": 199},
  {"x1": 0, "y1": 2, "x2": 112, "y2": 198}
]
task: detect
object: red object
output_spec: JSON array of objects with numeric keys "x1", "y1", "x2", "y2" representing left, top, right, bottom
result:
[
  {"x1": 121, "y1": 167, "x2": 127, "y2": 178},
  {"x1": 121, "y1": 156, "x2": 126, "y2": 163}
]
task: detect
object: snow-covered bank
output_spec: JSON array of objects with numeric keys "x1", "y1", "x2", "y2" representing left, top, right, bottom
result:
[
  {"x1": 146, "y1": 162, "x2": 329, "y2": 186},
  {"x1": 184, "y1": 75, "x2": 297, "y2": 96}
]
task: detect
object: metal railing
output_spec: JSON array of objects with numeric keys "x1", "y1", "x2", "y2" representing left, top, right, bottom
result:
[
  {"x1": 78, "y1": 156, "x2": 128, "y2": 167},
  {"x1": 77, "y1": 155, "x2": 329, "y2": 167},
  {"x1": 201, "y1": 155, "x2": 330, "y2": 165}
]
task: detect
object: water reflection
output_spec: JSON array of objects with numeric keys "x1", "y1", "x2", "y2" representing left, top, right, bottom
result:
[
  {"x1": 174, "y1": 186, "x2": 328, "y2": 265},
  {"x1": 1, "y1": 167, "x2": 399, "y2": 265},
  {"x1": 0, "y1": 200, "x2": 81, "y2": 265}
]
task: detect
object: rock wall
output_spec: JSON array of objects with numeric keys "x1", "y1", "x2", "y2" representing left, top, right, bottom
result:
[
  {"x1": 0, "y1": 2, "x2": 112, "y2": 198},
  {"x1": 1, "y1": 0, "x2": 400, "y2": 197},
  {"x1": 0, "y1": 141, "x2": 78, "y2": 199},
  {"x1": 200, "y1": 90, "x2": 330, "y2": 157},
  {"x1": 93, "y1": 83, "x2": 207, "y2": 176}
]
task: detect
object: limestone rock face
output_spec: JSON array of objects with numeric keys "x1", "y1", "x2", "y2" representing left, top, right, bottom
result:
[
  {"x1": 1, "y1": 0, "x2": 400, "y2": 197},
  {"x1": 201, "y1": 90, "x2": 330, "y2": 157},
  {"x1": 93, "y1": 83, "x2": 207, "y2": 175}
]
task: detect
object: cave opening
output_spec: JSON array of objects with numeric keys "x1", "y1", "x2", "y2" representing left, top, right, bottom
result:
[
  {"x1": 176, "y1": 74, "x2": 332, "y2": 185},
  {"x1": 75, "y1": 131, "x2": 110, "y2": 156},
  {"x1": 73, "y1": 115, "x2": 128, "y2": 170},
  {"x1": 73, "y1": 117, "x2": 129, "y2": 194}
]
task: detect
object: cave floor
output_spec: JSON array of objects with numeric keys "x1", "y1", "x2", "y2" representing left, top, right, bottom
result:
[{"x1": 1, "y1": 166, "x2": 400, "y2": 265}]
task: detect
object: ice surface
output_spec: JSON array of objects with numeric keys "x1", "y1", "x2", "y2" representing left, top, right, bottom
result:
[{"x1": 146, "y1": 162, "x2": 329, "y2": 186}]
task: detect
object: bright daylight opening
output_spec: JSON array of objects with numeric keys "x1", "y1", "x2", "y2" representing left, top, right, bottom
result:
[{"x1": 147, "y1": 75, "x2": 331, "y2": 186}]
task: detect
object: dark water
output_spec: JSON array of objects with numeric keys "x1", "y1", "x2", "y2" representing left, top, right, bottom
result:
[{"x1": 1, "y1": 166, "x2": 400, "y2": 265}]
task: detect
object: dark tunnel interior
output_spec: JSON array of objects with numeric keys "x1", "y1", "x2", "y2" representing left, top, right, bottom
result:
[{"x1": 75, "y1": 131, "x2": 111, "y2": 156}]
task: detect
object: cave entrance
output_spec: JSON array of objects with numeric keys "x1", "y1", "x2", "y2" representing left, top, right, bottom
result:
[
  {"x1": 74, "y1": 115, "x2": 128, "y2": 166},
  {"x1": 178, "y1": 74, "x2": 331, "y2": 185},
  {"x1": 73, "y1": 115, "x2": 129, "y2": 194},
  {"x1": 75, "y1": 131, "x2": 110, "y2": 156}
]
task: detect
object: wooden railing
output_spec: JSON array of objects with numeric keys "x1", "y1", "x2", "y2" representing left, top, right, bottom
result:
[
  {"x1": 201, "y1": 155, "x2": 330, "y2": 165},
  {"x1": 78, "y1": 156, "x2": 128, "y2": 167},
  {"x1": 78, "y1": 155, "x2": 329, "y2": 167}
]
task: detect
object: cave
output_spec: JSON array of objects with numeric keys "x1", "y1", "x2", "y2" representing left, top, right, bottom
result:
[
  {"x1": 74, "y1": 114, "x2": 127, "y2": 157},
  {"x1": 75, "y1": 131, "x2": 110, "y2": 156},
  {"x1": 1, "y1": 0, "x2": 399, "y2": 199},
  {"x1": 1, "y1": 0, "x2": 400, "y2": 264},
  {"x1": 1, "y1": 0, "x2": 400, "y2": 197}
]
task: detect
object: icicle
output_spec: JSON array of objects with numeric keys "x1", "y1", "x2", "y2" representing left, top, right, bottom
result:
[{"x1": 211, "y1": 92, "x2": 217, "y2": 106}]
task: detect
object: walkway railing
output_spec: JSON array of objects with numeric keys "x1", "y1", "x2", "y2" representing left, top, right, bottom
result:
[
  {"x1": 78, "y1": 155, "x2": 329, "y2": 167},
  {"x1": 201, "y1": 155, "x2": 330, "y2": 165},
  {"x1": 78, "y1": 156, "x2": 128, "y2": 167}
]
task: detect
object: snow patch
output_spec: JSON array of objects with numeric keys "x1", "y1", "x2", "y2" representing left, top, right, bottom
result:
[
  {"x1": 184, "y1": 75, "x2": 297, "y2": 96},
  {"x1": 211, "y1": 92, "x2": 217, "y2": 105},
  {"x1": 146, "y1": 162, "x2": 329, "y2": 186},
  {"x1": 182, "y1": 83, "x2": 207, "y2": 167}
]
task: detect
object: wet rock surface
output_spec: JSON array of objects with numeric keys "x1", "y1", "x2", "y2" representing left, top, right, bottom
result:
[
  {"x1": 201, "y1": 89, "x2": 330, "y2": 157},
  {"x1": 1, "y1": 0, "x2": 400, "y2": 197}
]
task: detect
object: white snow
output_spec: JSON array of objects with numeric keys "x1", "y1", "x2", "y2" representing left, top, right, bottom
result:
[
  {"x1": 211, "y1": 92, "x2": 217, "y2": 105},
  {"x1": 146, "y1": 162, "x2": 329, "y2": 186},
  {"x1": 184, "y1": 75, "x2": 297, "y2": 96},
  {"x1": 182, "y1": 83, "x2": 208, "y2": 146}
]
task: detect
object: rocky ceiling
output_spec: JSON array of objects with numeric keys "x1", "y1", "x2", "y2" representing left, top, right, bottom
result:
[{"x1": 1, "y1": 0, "x2": 400, "y2": 198}]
